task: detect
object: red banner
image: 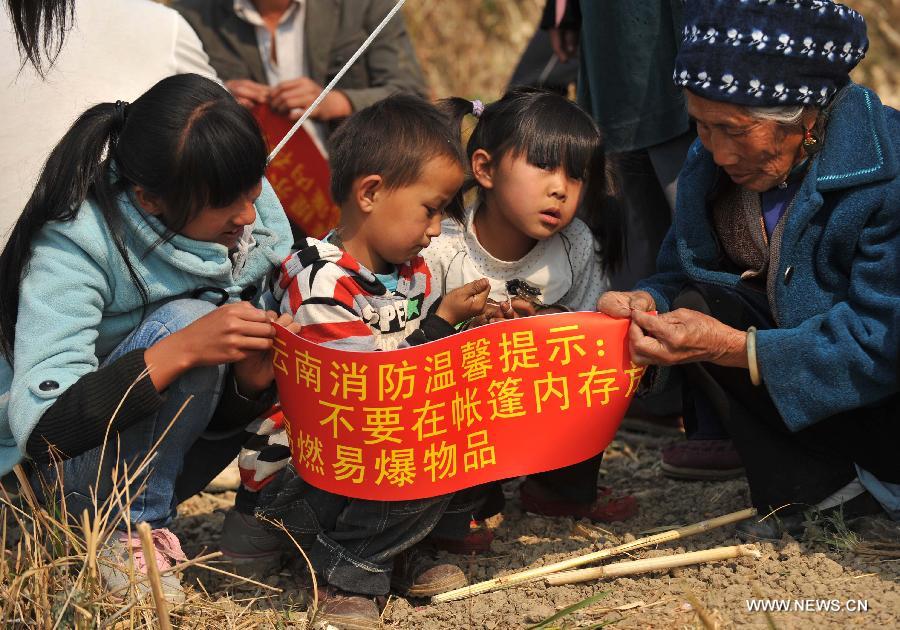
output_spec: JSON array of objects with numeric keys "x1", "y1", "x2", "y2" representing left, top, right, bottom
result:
[
  {"x1": 273, "y1": 313, "x2": 644, "y2": 500},
  {"x1": 254, "y1": 104, "x2": 340, "y2": 238}
]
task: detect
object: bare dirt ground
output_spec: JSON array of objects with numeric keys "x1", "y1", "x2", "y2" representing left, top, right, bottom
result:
[{"x1": 173, "y1": 432, "x2": 900, "y2": 629}]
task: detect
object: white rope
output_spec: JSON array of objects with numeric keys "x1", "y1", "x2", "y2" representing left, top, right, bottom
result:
[{"x1": 266, "y1": 0, "x2": 407, "y2": 163}]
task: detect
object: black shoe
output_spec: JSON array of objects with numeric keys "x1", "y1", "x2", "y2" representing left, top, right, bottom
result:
[
  {"x1": 219, "y1": 510, "x2": 286, "y2": 577},
  {"x1": 737, "y1": 490, "x2": 884, "y2": 542}
]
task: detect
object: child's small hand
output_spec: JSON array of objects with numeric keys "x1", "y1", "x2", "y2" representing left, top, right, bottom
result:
[
  {"x1": 464, "y1": 299, "x2": 516, "y2": 329},
  {"x1": 436, "y1": 278, "x2": 492, "y2": 326},
  {"x1": 485, "y1": 299, "x2": 517, "y2": 321}
]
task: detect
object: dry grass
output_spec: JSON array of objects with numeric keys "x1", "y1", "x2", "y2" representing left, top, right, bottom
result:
[
  {"x1": 0, "y1": 385, "x2": 312, "y2": 629},
  {"x1": 0, "y1": 483, "x2": 307, "y2": 627}
]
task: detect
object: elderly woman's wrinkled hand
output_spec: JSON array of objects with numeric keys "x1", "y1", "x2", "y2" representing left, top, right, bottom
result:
[
  {"x1": 628, "y1": 308, "x2": 748, "y2": 368},
  {"x1": 596, "y1": 290, "x2": 656, "y2": 319}
]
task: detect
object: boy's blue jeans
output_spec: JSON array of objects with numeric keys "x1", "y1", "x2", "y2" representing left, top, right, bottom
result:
[
  {"x1": 50, "y1": 299, "x2": 237, "y2": 529},
  {"x1": 258, "y1": 466, "x2": 485, "y2": 595}
]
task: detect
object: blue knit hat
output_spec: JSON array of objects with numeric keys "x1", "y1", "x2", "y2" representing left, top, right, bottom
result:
[{"x1": 675, "y1": 0, "x2": 868, "y2": 107}]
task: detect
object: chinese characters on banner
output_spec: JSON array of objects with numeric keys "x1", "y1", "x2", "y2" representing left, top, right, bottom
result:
[
  {"x1": 253, "y1": 104, "x2": 340, "y2": 238},
  {"x1": 273, "y1": 312, "x2": 645, "y2": 500}
]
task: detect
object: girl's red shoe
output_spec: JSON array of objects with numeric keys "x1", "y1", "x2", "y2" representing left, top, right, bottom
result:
[
  {"x1": 427, "y1": 520, "x2": 495, "y2": 554},
  {"x1": 520, "y1": 481, "x2": 637, "y2": 522}
]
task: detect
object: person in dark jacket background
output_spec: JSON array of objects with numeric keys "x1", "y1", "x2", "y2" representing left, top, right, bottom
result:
[{"x1": 173, "y1": 0, "x2": 427, "y2": 136}]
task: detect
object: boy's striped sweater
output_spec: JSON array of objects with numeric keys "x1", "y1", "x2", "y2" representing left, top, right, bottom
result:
[{"x1": 239, "y1": 237, "x2": 455, "y2": 493}]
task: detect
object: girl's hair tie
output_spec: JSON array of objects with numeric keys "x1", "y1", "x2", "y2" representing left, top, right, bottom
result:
[
  {"x1": 471, "y1": 99, "x2": 484, "y2": 118},
  {"x1": 114, "y1": 100, "x2": 130, "y2": 128}
]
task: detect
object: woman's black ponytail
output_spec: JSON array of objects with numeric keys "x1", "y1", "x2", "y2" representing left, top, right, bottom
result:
[{"x1": 0, "y1": 102, "x2": 130, "y2": 359}]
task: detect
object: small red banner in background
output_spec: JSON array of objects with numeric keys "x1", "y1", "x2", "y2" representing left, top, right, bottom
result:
[
  {"x1": 254, "y1": 104, "x2": 340, "y2": 238},
  {"x1": 273, "y1": 313, "x2": 645, "y2": 501}
]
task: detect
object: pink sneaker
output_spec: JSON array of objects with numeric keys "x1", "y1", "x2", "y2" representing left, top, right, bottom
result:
[{"x1": 100, "y1": 527, "x2": 187, "y2": 603}]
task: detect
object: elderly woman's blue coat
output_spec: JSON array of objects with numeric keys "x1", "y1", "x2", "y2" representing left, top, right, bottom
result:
[{"x1": 637, "y1": 83, "x2": 900, "y2": 433}]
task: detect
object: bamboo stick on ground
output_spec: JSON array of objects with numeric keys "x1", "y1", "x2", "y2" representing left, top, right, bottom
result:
[
  {"x1": 432, "y1": 507, "x2": 756, "y2": 603},
  {"x1": 136, "y1": 522, "x2": 173, "y2": 630},
  {"x1": 545, "y1": 544, "x2": 761, "y2": 586}
]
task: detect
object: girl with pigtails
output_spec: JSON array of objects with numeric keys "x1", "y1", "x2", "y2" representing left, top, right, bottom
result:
[{"x1": 424, "y1": 88, "x2": 635, "y2": 547}]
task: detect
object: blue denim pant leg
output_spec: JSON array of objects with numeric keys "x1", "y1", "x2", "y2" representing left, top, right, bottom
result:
[
  {"x1": 60, "y1": 299, "x2": 226, "y2": 529},
  {"x1": 258, "y1": 467, "x2": 453, "y2": 595}
]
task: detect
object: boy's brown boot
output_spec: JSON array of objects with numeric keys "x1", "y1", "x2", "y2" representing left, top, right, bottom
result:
[
  {"x1": 391, "y1": 546, "x2": 467, "y2": 598},
  {"x1": 311, "y1": 586, "x2": 383, "y2": 630}
]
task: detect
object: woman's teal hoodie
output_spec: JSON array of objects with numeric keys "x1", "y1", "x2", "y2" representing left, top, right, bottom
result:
[{"x1": 0, "y1": 178, "x2": 293, "y2": 475}]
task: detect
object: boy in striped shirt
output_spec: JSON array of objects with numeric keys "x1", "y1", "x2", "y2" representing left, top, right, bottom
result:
[{"x1": 226, "y1": 94, "x2": 494, "y2": 628}]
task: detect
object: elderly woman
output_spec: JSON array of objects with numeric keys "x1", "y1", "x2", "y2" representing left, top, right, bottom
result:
[{"x1": 599, "y1": 0, "x2": 899, "y2": 539}]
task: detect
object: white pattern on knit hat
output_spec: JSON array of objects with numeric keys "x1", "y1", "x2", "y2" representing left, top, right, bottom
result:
[
  {"x1": 746, "y1": 79, "x2": 765, "y2": 98},
  {"x1": 676, "y1": 70, "x2": 835, "y2": 105},
  {"x1": 773, "y1": 83, "x2": 789, "y2": 101},
  {"x1": 719, "y1": 74, "x2": 739, "y2": 95},
  {"x1": 676, "y1": 2, "x2": 867, "y2": 107},
  {"x1": 775, "y1": 34, "x2": 795, "y2": 54},
  {"x1": 749, "y1": 29, "x2": 769, "y2": 50},
  {"x1": 681, "y1": 26, "x2": 865, "y2": 62},
  {"x1": 799, "y1": 37, "x2": 816, "y2": 56}
]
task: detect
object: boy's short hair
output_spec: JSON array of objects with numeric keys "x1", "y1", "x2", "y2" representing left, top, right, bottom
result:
[{"x1": 327, "y1": 93, "x2": 466, "y2": 216}]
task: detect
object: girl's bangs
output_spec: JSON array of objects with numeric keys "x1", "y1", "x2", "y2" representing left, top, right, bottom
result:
[{"x1": 511, "y1": 102, "x2": 601, "y2": 180}]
